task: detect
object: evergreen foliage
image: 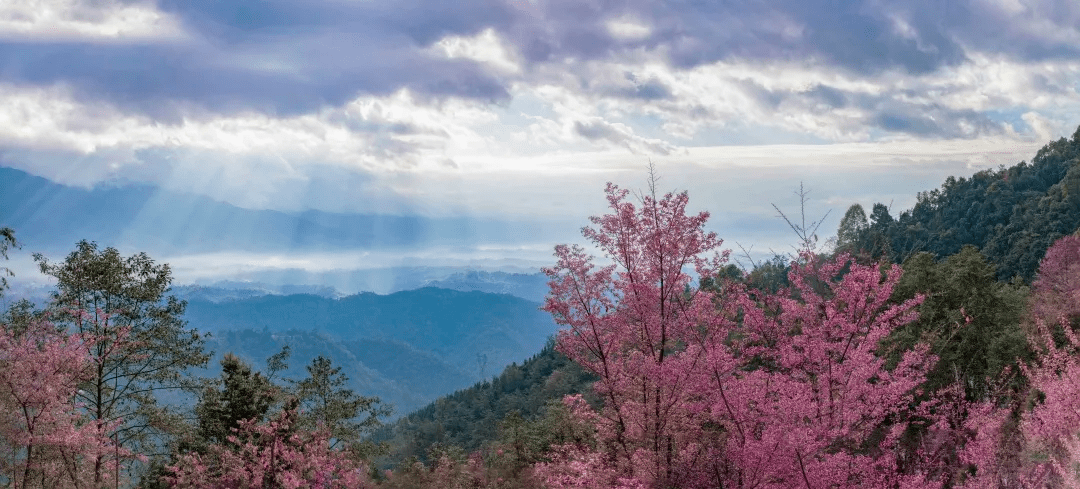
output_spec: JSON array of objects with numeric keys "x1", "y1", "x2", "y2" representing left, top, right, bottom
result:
[
  {"x1": 192, "y1": 354, "x2": 278, "y2": 450},
  {"x1": 850, "y1": 126, "x2": 1080, "y2": 281},
  {"x1": 885, "y1": 245, "x2": 1031, "y2": 401},
  {"x1": 0, "y1": 226, "x2": 14, "y2": 295},
  {"x1": 33, "y1": 241, "x2": 209, "y2": 482},
  {"x1": 372, "y1": 340, "x2": 596, "y2": 469}
]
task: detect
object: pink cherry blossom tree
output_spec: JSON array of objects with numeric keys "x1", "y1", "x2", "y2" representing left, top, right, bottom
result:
[
  {"x1": 543, "y1": 181, "x2": 736, "y2": 487},
  {"x1": 959, "y1": 234, "x2": 1080, "y2": 488},
  {"x1": 0, "y1": 315, "x2": 129, "y2": 488},
  {"x1": 1028, "y1": 235, "x2": 1080, "y2": 327},
  {"x1": 711, "y1": 254, "x2": 937, "y2": 488},
  {"x1": 166, "y1": 402, "x2": 370, "y2": 489},
  {"x1": 542, "y1": 181, "x2": 941, "y2": 488}
]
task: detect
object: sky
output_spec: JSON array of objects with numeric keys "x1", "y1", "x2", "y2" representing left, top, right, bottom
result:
[{"x1": 2, "y1": 0, "x2": 1080, "y2": 287}]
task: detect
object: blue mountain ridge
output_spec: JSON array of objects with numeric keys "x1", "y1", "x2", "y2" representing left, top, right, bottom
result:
[
  {"x1": 0, "y1": 166, "x2": 543, "y2": 256},
  {"x1": 183, "y1": 286, "x2": 559, "y2": 416}
]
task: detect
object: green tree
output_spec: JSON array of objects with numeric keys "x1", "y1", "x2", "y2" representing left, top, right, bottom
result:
[
  {"x1": 0, "y1": 226, "x2": 15, "y2": 296},
  {"x1": 886, "y1": 246, "x2": 1030, "y2": 401},
  {"x1": 292, "y1": 355, "x2": 389, "y2": 459},
  {"x1": 193, "y1": 353, "x2": 277, "y2": 450},
  {"x1": 835, "y1": 203, "x2": 869, "y2": 253},
  {"x1": 745, "y1": 253, "x2": 791, "y2": 295},
  {"x1": 33, "y1": 240, "x2": 209, "y2": 483},
  {"x1": 867, "y1": 202, "x2": 895, "y2": 259}
]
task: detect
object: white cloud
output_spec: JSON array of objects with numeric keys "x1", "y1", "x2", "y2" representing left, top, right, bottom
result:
[
  {"x1": 606, "y1": 16, "x2": 652, "y2": 41},
  {"x1": 430, "y1": 27, "x2": 522, "y2": 75},
  {"x1": 0, "y1": 0, "x2": 187, "y2": 42}
]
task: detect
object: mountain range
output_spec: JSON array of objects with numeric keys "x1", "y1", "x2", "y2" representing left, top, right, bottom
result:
[{"x1": 183, "y1": 286, "x2": 558, "y2": 416}]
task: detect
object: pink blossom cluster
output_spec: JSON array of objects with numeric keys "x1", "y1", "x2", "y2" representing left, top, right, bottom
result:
[
  {"x1": 541, "y1": 184, "x2": 1080, "y2": 488},
  {"x1": 0, "y1": 314, "x2": 133, "y2": 488}
]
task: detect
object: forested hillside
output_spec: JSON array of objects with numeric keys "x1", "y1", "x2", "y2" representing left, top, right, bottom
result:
[
  {"x1": 849, "y1": 126, "x2": 1080, "y2": 281},
  {"x1": 198, "y1": 329, "x2": 473, "y2": 417},
  {"x1": 370, "y1": 341, "x2": 596, "y2": 468}
]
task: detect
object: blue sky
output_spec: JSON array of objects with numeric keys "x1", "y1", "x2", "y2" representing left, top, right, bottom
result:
[{"x1": 2, "y1": 0, "x2": 1080, "y2": 286}]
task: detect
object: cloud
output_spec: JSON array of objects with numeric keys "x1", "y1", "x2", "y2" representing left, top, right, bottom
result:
[
  {"x1": 573, "y1": 118, "x2": 678, "y2": 155},
  {"x1": 0, "y1": 0, "x2": 187, "y2": 42},
  {"x1": 0, "y1": 0, "x2": 1078, "y2": 236},
  {"x1": 1, "y1": 0, "x2": 1077, "y2": 142}
]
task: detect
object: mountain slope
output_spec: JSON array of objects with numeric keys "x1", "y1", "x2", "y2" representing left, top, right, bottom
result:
[
  {"x1": 183, "y1": 287, "x2": 559, "y2": 414},
  {"x1": 370, "y1": 341, "x2": 596, "y2": 467},
  {"x1": 865, "y1": 126, "x2": 1080, "y2": 281}
]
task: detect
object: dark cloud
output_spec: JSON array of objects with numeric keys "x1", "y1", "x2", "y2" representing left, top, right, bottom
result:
[
  {"x1": 0, "y1": 35, "x2": 509, "y2": 119},
  {"x1": 805, "y1": 84, "x2": 848, "y2": 109},
  {"x1": 2, "y1": 0, "x2": 1076, "y2": 126},
  {"x1": 875, "y1": 112, "x2": 940, "y2": 136},
  {"x1": 573, "y1": 119, "x2": 620, "y2": 141},
  {"x1": 719, "y1": 79, "x2": 1005, "y2": 139},
  {"x1": 594, "y1": 72, "x2": 673, "y2": 101},
  {"x1": 0, "y1": 0, "x2": 513, "y2": 117},
  {"x1": 494, "y1": 0, "x2": 1077, "y2": 75},
  {"x1": 870, "y1": 105, "x2": 1003, "y2": 139}
]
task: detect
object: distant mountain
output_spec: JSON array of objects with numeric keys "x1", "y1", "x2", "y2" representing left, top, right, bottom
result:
[
  {"x1": 172, "y1": 283, "x2": 343, "y2": 303},
  {"x1": 199, "y1": 329, "x2": 474, "y2": 417},
  {"x1": 172, "y1": 268, "x2": 549, "y2": 302},
  {"x1": 183, "y1": 287, "x2": 559, "y2": 414},
  {"x1": 0, "y1": 166, "x2": 545, "y2": 256},
  {"x1": 422, "y1": 270, "x2": 550, "y2": 303}
]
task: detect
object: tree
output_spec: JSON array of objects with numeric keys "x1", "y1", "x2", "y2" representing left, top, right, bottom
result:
[
  {"x1": 835, "y1": 203, "x2": 869, "y2": 253},
  {"x1": 771, "y1": 182, "x2": 831, "y2": 257},
  {"x1": 1028, "y1": 234, "x2": 1080, "y2": 328},
  {"x1": 711, "y1": 254, "x2": 938, "y2": 488},
  {"x1": 956, "y1": 234, "x2": 1080, "y2": 487},
  {"x1": 292, "y1": 355, "x2": 389, "y2": 459},
  {"x1": 886, "y1": 246, "x2": 1030, "y2": 401},
  {"x1": 0, "y1": 316, "x2": 132, "y2": 488},
  {"x1": 0, "y1": 226, "x2": 15, "y2": 296},
  {"x1": 543, "y1": 181, "x2": 732, "y2": 487},
  {"x1": 33, "y1": 241, "x2": 208, "y2": 483},
  {"x1": 193, "y1": 354, "x2": 278, "y2": 451},
  {"x1": 168, "y1": 401, "x2": 371, "y2": 489},
  {"x1": 542, "y1": 181, "x2": 940, "y2": 488}
]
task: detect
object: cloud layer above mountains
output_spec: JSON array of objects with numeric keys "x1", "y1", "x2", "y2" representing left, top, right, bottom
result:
[{"x1": 1, "y1": 0, "x2": 1079, "y2": 263}]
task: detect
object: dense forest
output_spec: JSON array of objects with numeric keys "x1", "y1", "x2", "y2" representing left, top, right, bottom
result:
[
  {"x1": 370, "y1": 341, "x2": 597, "y2": 468},
  {"x1": 837, "y1": 125, "x2": 1080, "y2": 282},
  {"x1": 3, "y1": 128, "x2": 1080, "y2": 487}
]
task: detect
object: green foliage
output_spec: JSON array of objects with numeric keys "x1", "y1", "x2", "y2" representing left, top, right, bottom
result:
[
  {"x1": 745, "y1": 254, "x2": 791, "y2": 295},
  {"x1": 292, "y1": 355, "x2": 390, "y2": 459},
  {"x1": 193, "y1": 353, "x2": 278, "y2": 450},
  {"x1": 1, "y1": 299, "x2": 44, "y2": 338},
  {"x1": 0, "y1": 226, "x2": 15, "y2": 296},
  {"x1": 490, "y1": 401, "x2": 596, "y2": 477},
  {"x1": 885, "y1": 246, "x2": 1030, "y2": 401},
  {"x1": 374, "y1": 340, "x2": 597, "y2": 469},
  {"x1": 836, "y1": 203, "x2": 869, "y2": 253},
  {"x1": 33, "y1": 241, "x2": 209, "y2": 475},
  {"x1": 862, "y1": 126, "x2": 1080, "y2": 281}
]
